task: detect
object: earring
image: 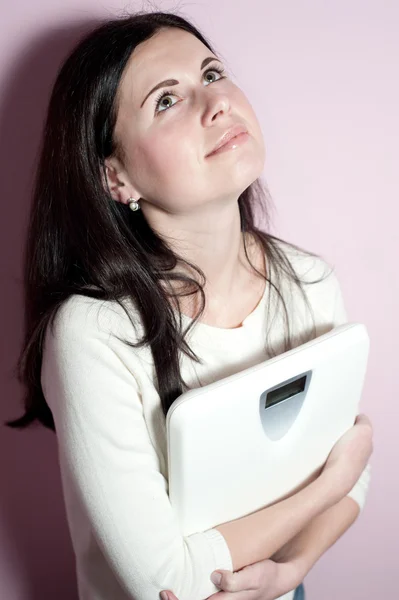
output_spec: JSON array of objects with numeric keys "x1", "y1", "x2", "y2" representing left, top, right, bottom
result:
[{"x1": 128, "y1": 197, "x2": 140, "y2": 211}]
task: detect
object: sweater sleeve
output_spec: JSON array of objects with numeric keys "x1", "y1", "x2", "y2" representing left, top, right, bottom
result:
[
  {"x1": 330, "y1": 270, "x2": 372, "y2": 513},
  {"x1": 41, "y1": 296, "x2": 233, "y2": 600}
]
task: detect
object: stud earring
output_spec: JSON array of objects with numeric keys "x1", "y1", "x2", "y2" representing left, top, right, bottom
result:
[{"x1": 128, "y1": 197, "x2": 140, "y2": 211}]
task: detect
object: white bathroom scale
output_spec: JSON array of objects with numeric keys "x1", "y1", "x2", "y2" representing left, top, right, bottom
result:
[{"x1": 166, "y1": 323, "x2": 370, "y2": 536}]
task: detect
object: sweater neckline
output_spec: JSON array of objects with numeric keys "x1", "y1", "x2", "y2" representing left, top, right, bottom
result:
[{"x1": 179, "y1": 278, "x2": 269, "y2": 336}]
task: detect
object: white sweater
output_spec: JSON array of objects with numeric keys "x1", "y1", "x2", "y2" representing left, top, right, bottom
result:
[{"x1": 41, "y1": 242, "x2": 371, "y2": 600}]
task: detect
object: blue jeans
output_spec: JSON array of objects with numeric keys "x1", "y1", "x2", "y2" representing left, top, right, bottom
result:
[{"x1": 293, "y1": 583, "x2": 305, "y2": 600}]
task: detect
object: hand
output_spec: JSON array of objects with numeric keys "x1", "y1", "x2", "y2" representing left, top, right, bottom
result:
[
  {"x1": 159, "y1": 557, "x2": 304, "y2": 600},
  {"x1": 321, "y1": 413, "x2": 373, "y2": 496}
]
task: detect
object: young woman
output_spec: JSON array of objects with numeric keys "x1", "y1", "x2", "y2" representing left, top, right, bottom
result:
[{"x1": 7, "y1": 11, "x2": 372, "y2": 600}]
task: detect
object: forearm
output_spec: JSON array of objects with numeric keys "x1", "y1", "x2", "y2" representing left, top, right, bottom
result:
[
  {"x1": 215, "y1": 472, "x2": 343, "y2": 572},
  {"x1": 271, "y1": 495, "x2": 360, "y2": 574}
]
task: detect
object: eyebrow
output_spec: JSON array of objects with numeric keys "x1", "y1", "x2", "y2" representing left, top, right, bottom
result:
[{"x1": 140, "y1": 56, "x2": 222, "y2": 108}]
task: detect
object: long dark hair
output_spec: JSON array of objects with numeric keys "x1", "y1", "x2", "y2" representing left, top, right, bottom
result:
[{"x1": 6, "y1": 10, "x2": 324, "y2": 433}]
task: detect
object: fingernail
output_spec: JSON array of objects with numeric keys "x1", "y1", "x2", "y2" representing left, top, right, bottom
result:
[
  {"x1": 211, "y1": 571, "x2": 222, "y2": 585},
  {"x1": 160, "y1": 593, "x2": 169, "y2": 600}
]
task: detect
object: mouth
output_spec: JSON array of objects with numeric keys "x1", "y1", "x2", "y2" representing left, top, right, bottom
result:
[{"x1": 206, "y1": 124, "x2": 249, "y2": 158}]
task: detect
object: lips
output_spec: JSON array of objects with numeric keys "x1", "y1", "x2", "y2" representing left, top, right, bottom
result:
[{"x1": 206, "y1": 124, "x2": 248, "y2": 157}]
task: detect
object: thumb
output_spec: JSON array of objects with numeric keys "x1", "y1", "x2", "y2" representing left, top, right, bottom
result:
[
  {"x1": 160, "y1": 592, "x2": 178, "y2": 600},
  {"x1": 211, "y1": 570, "x2": 233, "y2": 588},
  {"x1": 211, "y1": 569, "x2": 241, "y2": 592}
]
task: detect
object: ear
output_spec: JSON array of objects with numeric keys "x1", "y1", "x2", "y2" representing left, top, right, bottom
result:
[{"x1": 102, "y1": 157, "x2": 140, "y2": 205}]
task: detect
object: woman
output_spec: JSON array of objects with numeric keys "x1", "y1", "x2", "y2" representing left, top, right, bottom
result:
[{"x1": 7, "y1": 11, "x2": 372, "y2": 600}]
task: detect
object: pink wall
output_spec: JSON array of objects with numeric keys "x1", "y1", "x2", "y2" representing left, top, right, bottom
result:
[{"x1": 1, "y1": 1, "x2": 396, "y2": 598}]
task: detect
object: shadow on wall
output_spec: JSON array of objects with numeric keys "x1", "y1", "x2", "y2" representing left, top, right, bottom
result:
[{"x1": 0, "y1": 19, "x2": 103, "y2": 600}]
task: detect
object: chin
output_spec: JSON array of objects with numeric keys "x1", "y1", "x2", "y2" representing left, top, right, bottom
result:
[{"x1": 231, "y1": 152, "x2": 265, "y2": 188}]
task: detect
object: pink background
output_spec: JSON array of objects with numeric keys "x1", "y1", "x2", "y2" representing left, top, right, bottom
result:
[{"x1": 1, "y1": 1, "x2": 397, "y2": 598}]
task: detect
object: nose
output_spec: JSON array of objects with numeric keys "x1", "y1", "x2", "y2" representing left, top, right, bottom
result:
[{"x1": 201, "y1": 90, "x2": 231, "y2": 126}]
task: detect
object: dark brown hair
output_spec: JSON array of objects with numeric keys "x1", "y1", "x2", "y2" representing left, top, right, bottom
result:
[{"x1": 6, "y1": 11, "x2": 322, "y2": 432}]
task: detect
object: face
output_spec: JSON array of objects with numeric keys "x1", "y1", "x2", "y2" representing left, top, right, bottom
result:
[{"x1": 106, "y1": 27, "x2": 266, "y2": 217}]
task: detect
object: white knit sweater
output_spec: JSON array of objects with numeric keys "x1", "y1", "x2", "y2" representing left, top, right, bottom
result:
[{"x1": 41, "y1": 242, "x2": 371, "y2": 600}]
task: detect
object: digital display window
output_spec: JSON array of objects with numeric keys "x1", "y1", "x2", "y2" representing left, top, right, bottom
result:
[{"x1": 265, "y1": 375, "x2": 307, "y2": 409}]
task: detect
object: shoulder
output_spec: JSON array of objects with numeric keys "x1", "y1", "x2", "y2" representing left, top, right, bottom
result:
[
  {"x1": 270, "y1": 237, "x2": 331, "y2": 280},
  {"x1": 47, "y1": 293, "x2": 144, "y2": 344},
  {"x1": 41, "y1": 295, "x2": 151, "y2": 404},
  {"x1": 42, "y1": 294, "x2": 151, "y2": 377},
  {"x1": 270, "y1": 237, "x2": 340, "y2": 290},
  {"x1": 269, "y1": 237, "x2": 347, "y2": 326}
]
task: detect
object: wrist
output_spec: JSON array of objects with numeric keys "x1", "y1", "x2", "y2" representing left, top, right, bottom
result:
[
  {"x1": 279, "y1": 558, "x2": 307, "y2": 593},
  {"x1": 271, "y1": 535, "x2": 314, "y2": 577},
  {"x1": 290, "y1": 551, "x2": 313, "y2": 581}
]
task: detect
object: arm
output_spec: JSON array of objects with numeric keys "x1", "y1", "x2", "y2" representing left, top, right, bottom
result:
[
  {"x1": 213, "y1": 265, "x2": 373, "y2": 582},
  {"x1": 185, "y1": 496, "x2": 362, "y2": 600},
  {"x1": 270, "y1": 463, "x2": 371, "y2": 571},
  {"x1": 214, "y1": 382, "x2": 373, "y2": 574},
  {"x1": 42, "y1": 297, "x2": 235, "y2": 600},
  {"x1": 272, "y1": 495, "x2": 360, "y2": 574},
  {"x1": 270, "y1": 264, "x2": 373, "y2": 572},
  {"x1": 215, "y1": 468, "x2": 347, "y2": 572}
]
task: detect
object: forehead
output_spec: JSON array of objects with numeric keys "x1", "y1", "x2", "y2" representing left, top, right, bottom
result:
[
  {"x1": 119, "y1": 28, "x2": 214, "y2": 96},
  {"x1": 131, "y1": 27, "x2": 210, "y2": 70}
]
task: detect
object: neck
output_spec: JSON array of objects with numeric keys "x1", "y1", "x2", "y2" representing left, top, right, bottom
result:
[{"x1": 143, "y1": 203, "x2": 265, "y2": 319}]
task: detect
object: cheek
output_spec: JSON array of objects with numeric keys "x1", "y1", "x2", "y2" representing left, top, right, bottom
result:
[
  {"x1": 235, "y1": 89, "x2": 266, "y2": 159},
  {"x1": 130, "y1": 129, "x2": 197, "y2": 196},
  {"x1": 235, "y1": 88, "x2": 262, "y2": 130},
  {"x1": 129, "y1": 136, "x2": 170, "y2": 184}
]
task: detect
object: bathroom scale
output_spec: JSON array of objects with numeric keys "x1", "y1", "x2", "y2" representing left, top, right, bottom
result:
[{"x1": 166, "y1": 323, "x2": 369, "y2": 537}]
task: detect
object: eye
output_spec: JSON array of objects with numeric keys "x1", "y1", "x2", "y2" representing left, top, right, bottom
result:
[
  {"x1": 153, "y1": 89, "x2": 179, "y2": 115},
  {"x1": 203, "y1": 65, "x2": 226, "y2": 84},
  {"x1": 153, "y1": 65, "x2": 226, "y2": 116}
]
